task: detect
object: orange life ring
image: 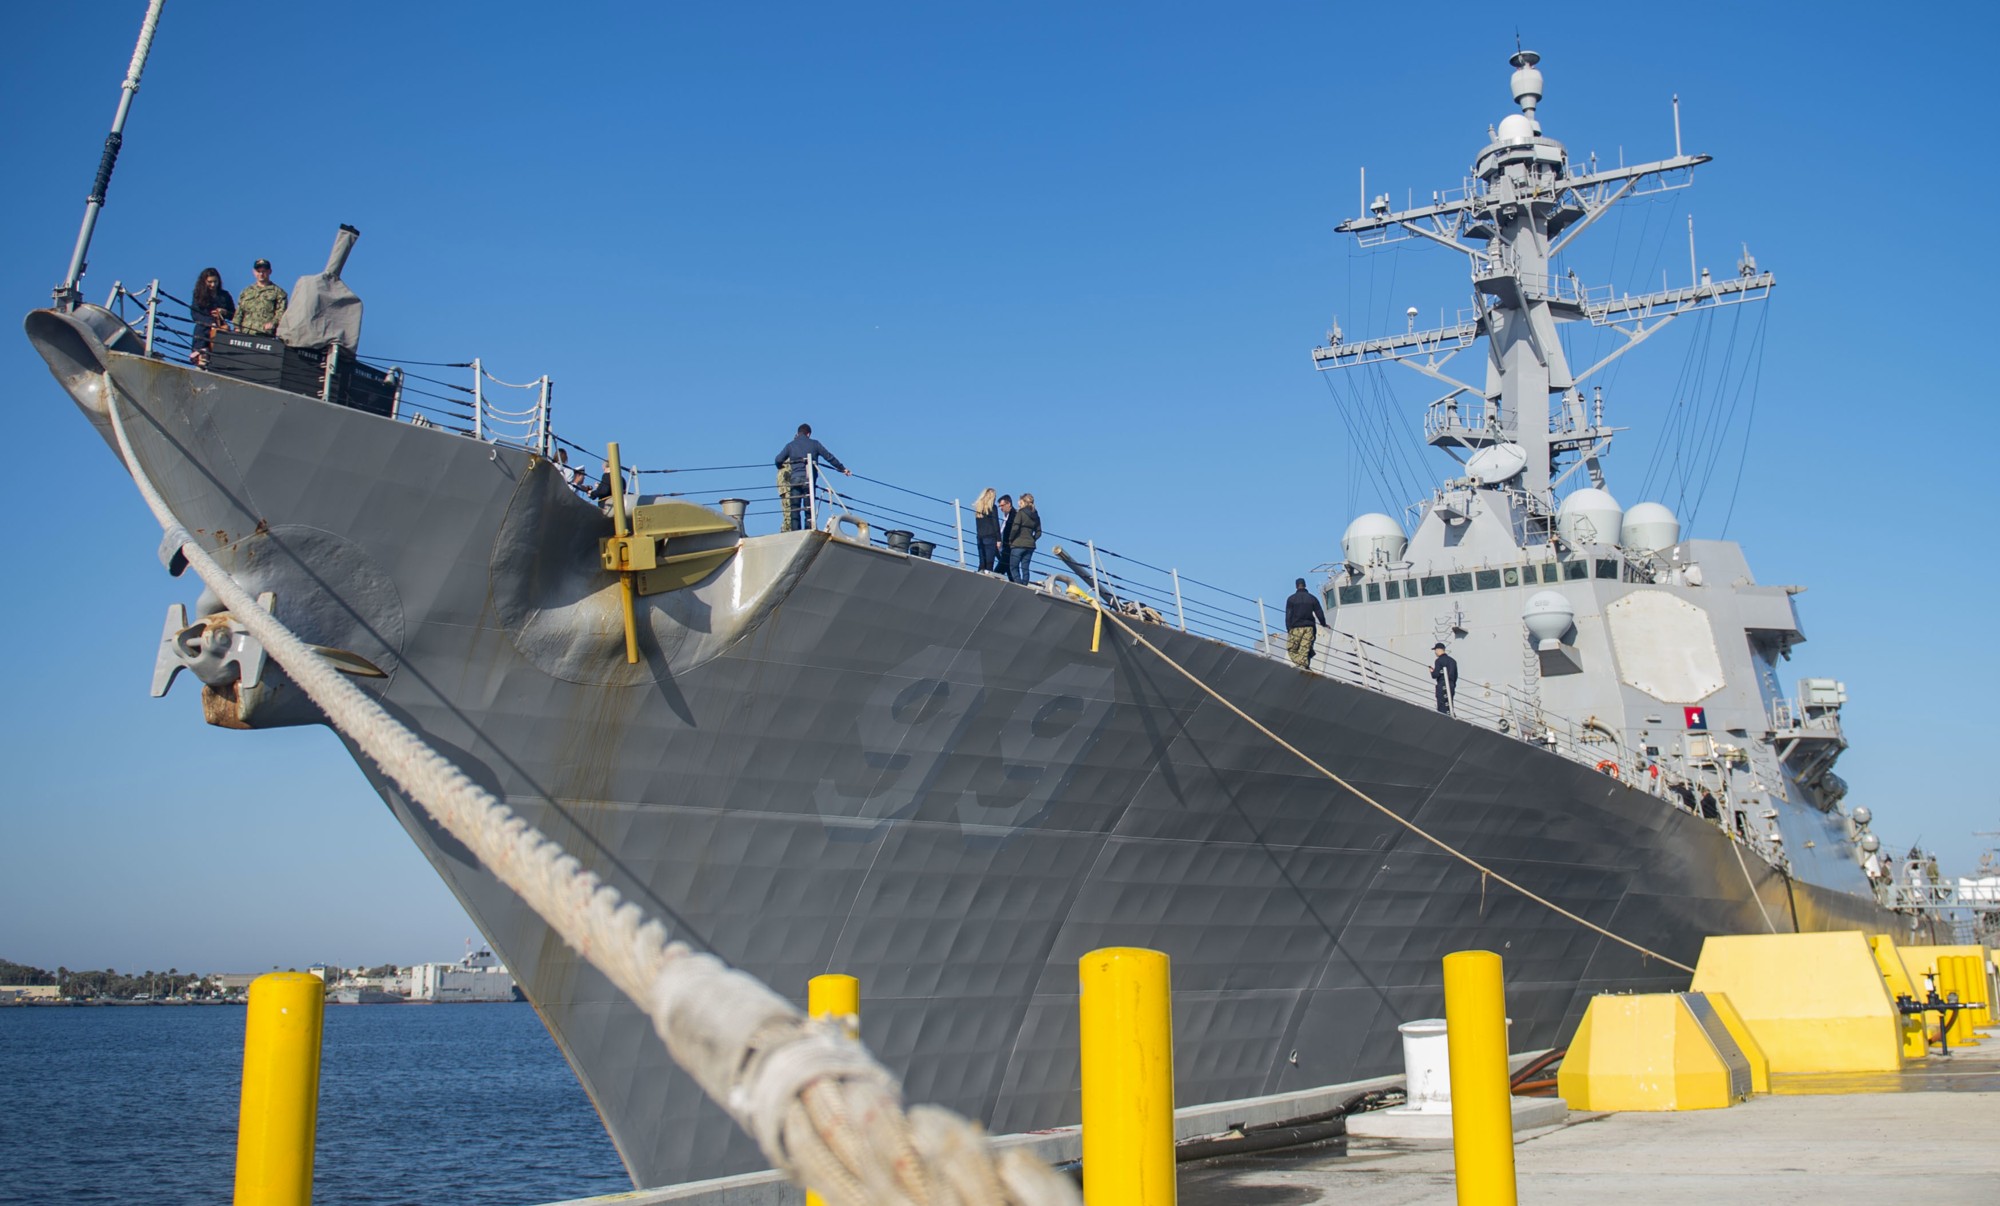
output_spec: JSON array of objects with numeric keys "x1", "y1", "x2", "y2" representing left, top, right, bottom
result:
[{"x1": 1596, "y1": 759, "x2": 1621, "y2": 779}]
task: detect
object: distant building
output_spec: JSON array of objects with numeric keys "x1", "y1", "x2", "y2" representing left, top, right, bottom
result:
[{"x1": 0, "y1": 985, "x2": 60, "y2": 1003}]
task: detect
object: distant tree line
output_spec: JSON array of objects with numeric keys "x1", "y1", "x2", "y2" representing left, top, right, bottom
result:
[
  {"x1": 4, "y1": 959, "x2": 216, "y2": 1000},
  {"x1": 1, "y1": 959, "x2": 56, "y2": 985}
]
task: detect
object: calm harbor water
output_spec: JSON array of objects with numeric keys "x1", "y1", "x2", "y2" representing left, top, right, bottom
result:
[{"x1": 0, "y1": 1002, "x2": 630, "y2": 1205}]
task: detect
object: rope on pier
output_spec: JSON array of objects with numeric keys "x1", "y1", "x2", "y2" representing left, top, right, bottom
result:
[
  {"x1": 1088, "y1": 600, "x2": 1700, "y2": 975},
  {"x1": 103, "y1": 384, "x2": 1078, "y2": 1206}
]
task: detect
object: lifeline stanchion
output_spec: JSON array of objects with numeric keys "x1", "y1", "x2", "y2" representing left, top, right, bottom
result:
[
  {"x1": 806, "y1": 974, "x2": 863, "y2": 1206},
  {"x1": 1443, "y1": 950, "x2": 1516, "y2": 1206},
  {"x1": 1079, "y1": 947, "x2": 1176, "y2": 1206},
  {"x1": 233, "y1": 972, "x2": 325, "y2": 1206}
]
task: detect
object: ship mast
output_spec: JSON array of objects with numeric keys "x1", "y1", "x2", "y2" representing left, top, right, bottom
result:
[{"x1": 1314, "y1": 51, "x2": 1775, "y2": 542}]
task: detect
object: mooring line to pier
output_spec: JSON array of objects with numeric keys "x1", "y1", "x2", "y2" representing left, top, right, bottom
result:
[
  {"x1": 103, "y1": 385, "x2": 1077, "y2": 1206},
  {"x1": 1090, "y1": 601, "x2": 1699, "y2": 975}
]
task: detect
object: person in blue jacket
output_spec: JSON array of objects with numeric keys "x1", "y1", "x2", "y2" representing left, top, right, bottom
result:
[{"x1": 775, "y1": 423, "x2": 851, "y2": 532}]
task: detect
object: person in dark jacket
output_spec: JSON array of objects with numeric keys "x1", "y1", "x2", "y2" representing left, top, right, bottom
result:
[
  {"x1": 972, "y1": 488, "x2": 1003, "y2": 573},
  {"x1": 1006, "y1": 492, "x2": 1040, "y2": 583},
  {"x1": 774, "y1": 423, "x2": 850, "y2": 533},
  {"x1": 1284, "y1": 578, "x2": 1326, "y2": 668},
  {"x1": 993, "y1": 495, "x2": 1015, "y2": 577},
  {"x1": 1430, "y1": 642, "x2": 1458, "y2": 714},
  {"x1": 188, "y1": 267, "x2": 234, "y2": 366}
]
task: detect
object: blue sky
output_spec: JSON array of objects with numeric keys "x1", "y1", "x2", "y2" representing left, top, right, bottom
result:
[{"x1": 1, "y1": 2, "x2": 1992, "y2": 972}]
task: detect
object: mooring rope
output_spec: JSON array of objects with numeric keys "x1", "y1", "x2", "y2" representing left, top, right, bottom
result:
[
  {"x1": 103, "y1": 384, "x2": 1077, "y2": 1206},
  {"x1": 1088, "y1": 601, "x2": 1699, "y2": 975},
  {"x1": 1731, "y1": 836, "x2": 1780, "y2": 934}
]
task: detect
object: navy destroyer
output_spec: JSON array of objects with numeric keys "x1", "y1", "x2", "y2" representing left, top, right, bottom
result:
[{"x1": 29, "y1": 41, "x2": 1932, "y2": 1189}]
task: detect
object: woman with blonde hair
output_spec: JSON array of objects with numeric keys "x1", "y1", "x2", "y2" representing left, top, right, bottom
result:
[
  {"x1": 1006, "y1": 491, "x2": 1041, "y2": 583},
  {"x1": 972, "y1": 487, "x2": 1003, "y2": 574}
]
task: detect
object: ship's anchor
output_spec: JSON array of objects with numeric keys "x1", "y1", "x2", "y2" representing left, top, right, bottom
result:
[
  {"x1": 152, "y1": 591, "x2": 386, "y2": 700},
  {"x1": 595, "y1": 442, "x2": 742, "y2": 664}
]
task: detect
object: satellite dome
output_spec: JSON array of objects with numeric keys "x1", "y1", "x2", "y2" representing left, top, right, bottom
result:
[
  {"x1": 1496, "y1": 113, "x2": 1535, "y2": 144},
  {"x1": 1341, "y1": 513, "x2": 1407, "y2": 566},
  {"x1": 1465, "y1": 442, "x2": 1528, "y2": 485},
  {"x1": 1556, "y1": 488, "x2": 1622, "y2": 548},
  {"x1": 1509, "y1": 49, "x2": 1544, "y2": 111},
  {"x1": 1620, "y1": 502, "x2": 1681, "y2": 553},
  {"x1": 1522, "y1": 590, "x2": 1574, "y2": 643},
  {"x1": 1861, "y1": 833, "x2": 1881, "y2": 853},
  {"x1": 1851, "y1": 806, "x2": 1872, "y2": 827}
]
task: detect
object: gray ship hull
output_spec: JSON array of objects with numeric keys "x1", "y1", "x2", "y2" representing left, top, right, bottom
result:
[{"x1": 32, "y1": 311, "x2": 1903, "y2": 1188}]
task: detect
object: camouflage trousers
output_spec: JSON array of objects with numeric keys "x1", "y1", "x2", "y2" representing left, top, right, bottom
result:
[
  {"x1": 778, "y1": 467, "x2": 795, "y2": 532},
  {"x1": 1287, "y1": 626, "x2": 1316, "y2": 668}
]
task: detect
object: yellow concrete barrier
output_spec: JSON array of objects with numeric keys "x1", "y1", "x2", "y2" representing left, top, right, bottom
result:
[
  {"x1": 1556, "y1": 993, "x2": 1753, "y2": 1111},
  {"x1": 233, "y1": 972, "x2": 324, "y2": 1206},
  {"x1": 1080, "y1": 947, "x2": 1175, "y2": 1206},
  {"x1": 804, "y1": 973, "x2": 861, "y2": 1206},
  {"x1": 1703, "y1": 992, "x2": 1770, "y2": 1094},
  {"x1": 1443, "y1": 950, "x2": 1515, "y2": 1206},
  {"x1": 1944, "y1": 956, "x2": 1981, "y2": 1044},
  {"x1": 1867, "y1": 935, "x2": 1929, "y2": 1060},
  {"x1": 1689, "y1": 932, "x2": 1903, "y2": 1073}
]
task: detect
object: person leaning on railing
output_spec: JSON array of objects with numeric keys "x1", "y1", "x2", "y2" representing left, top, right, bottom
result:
[
  {"x1": 775, "y1": 423, "x2": 850, "y2": 533},
  {"x1": 188, "y1": 267, "x2": 233, "y2": 366}
]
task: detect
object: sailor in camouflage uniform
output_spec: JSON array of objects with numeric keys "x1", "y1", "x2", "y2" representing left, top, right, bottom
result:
[{"x1": 236, "y1": 258, "x2": 288, "y2": 335}]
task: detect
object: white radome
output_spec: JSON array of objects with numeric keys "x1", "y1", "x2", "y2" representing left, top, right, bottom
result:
[
  {"x1": 1522, "y1": 591, "x2": 1574, "y2": 643},
  {"x1": 1557, "y1": 487, "x2": 1623, "y2": 549},
  {"x1": 1341, "y1": 513, "x2": 1407, "y2": 566},
  {"x1": 1620, "y1": 501, "x2": 1681, "y2": 553},
  {"x1": 1496, "y1": 113, "x2": 1535, "y2": 143}
]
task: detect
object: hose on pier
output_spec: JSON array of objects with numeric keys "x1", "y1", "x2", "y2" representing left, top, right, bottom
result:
[
  {"x1": 1087, "y1": 601, "x2": 1699, "y2": 975},
  {"x1": 103, "y1": 387, "x2": 1078, "y2": 1206}
]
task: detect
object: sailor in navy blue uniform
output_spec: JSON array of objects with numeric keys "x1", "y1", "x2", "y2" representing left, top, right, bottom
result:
[{"x1": 1430, "y1": 642, "x2": 1458, "y2": 714}]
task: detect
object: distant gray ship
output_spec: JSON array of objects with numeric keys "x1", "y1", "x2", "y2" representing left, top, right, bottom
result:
[{"x1": 31, "y1": 49, "x2": 1918, "y2": 1189}]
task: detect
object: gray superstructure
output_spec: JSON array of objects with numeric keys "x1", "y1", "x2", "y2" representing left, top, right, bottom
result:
[{"x1": 29, "y1": 50, "x2": 1915, "y2": 1190}]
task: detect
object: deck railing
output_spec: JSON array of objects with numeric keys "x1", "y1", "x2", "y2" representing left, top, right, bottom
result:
[{"x1": 87, "y1": 279, "x2": 1807, "y2": 881}]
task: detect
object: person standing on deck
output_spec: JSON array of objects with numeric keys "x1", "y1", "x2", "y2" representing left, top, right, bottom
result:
[
  {"x1": 775, "y1": 423, "x2": 850, "y2": 533},
  {"x1": 236, "y1": 258, "x2": 288, "y2": 335},
  {"x1": 972, "y1": 488, "x2": 1003, "y2": 573},
  {"x1": 1284, "y1": 578, "x2": 1325, "y2": 668},
  {"x1": 1430, "y1": 642, "x2": 1458, "y2": 714},
  {"x1": 1006, "y1": 492, "x2": 1041, "y2": 583},
  {"x1": 994, "y1": 495, "x2": 1015, "y2": 578},
  {"x1": 188, "y1": 267, "x2": 233, "y2": 366}
]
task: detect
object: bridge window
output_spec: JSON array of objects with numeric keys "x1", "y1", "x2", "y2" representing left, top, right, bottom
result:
[
  {"x1": 1594, "y1": 558, "x2": 1619, "y2": 579},
  {"x1": 1366, "y1": 582, "x2": 1381, "y2": 602},
  {"x1": 1447, "y1": 573, "x2": 1473, "y2": 593},
  {"x1": 1421, "y1": 576, "x2": 1446, "y2": 596},
  {"x1": 1385, "y1": 580, "x2": 1401, "y2": 600},
  {"x1": 1564, "y1": 560, "x2": 1589, "y2": 581},
  {"x1": 1337, "y1": 584, "x2": 1363, "y2": 605},
  {"x1": 1476, "y1": 569, "x2": 1502, "y2": 590},
  {"x1": 1540, "y1": 563, "x2": 1561, "y2": 583}
]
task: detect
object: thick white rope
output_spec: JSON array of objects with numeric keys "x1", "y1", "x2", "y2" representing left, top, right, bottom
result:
[
  {"x1": 1732, "y1": 836, "x2": 1781, "y2": 934},
  {"x1": 1091, "y1": 601, "x2": 1699, "y2": 975},
  {"x1": 105, "y1": 385, "x2": 1077, "y2": 1206}
]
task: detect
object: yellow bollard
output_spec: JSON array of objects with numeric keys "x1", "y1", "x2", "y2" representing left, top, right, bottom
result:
[
  {"x1": 1947, "y1": 957, "x2": 1981, "y2": 1045},
  {"x1": 233, "y1": 972, "x2": 325, "y2": 1206},
  {"x1": 1079, "y1": 947, "x2": 1176, "y2": 1206},
  {"x1": 808, "y1": 973, "x2": 860, "y2": 1040},
  {"x1": 805, "y1": 975, "x2": 861, "y2": 1206},
  {"x1": 1443, "y1": 950, "x2": 1517, "y2": 1206}
]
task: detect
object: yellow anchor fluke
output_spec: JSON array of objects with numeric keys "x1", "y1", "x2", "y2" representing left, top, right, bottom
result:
[{"x1": 596, "y1": 444, "x2": 742, "y2": 667}]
